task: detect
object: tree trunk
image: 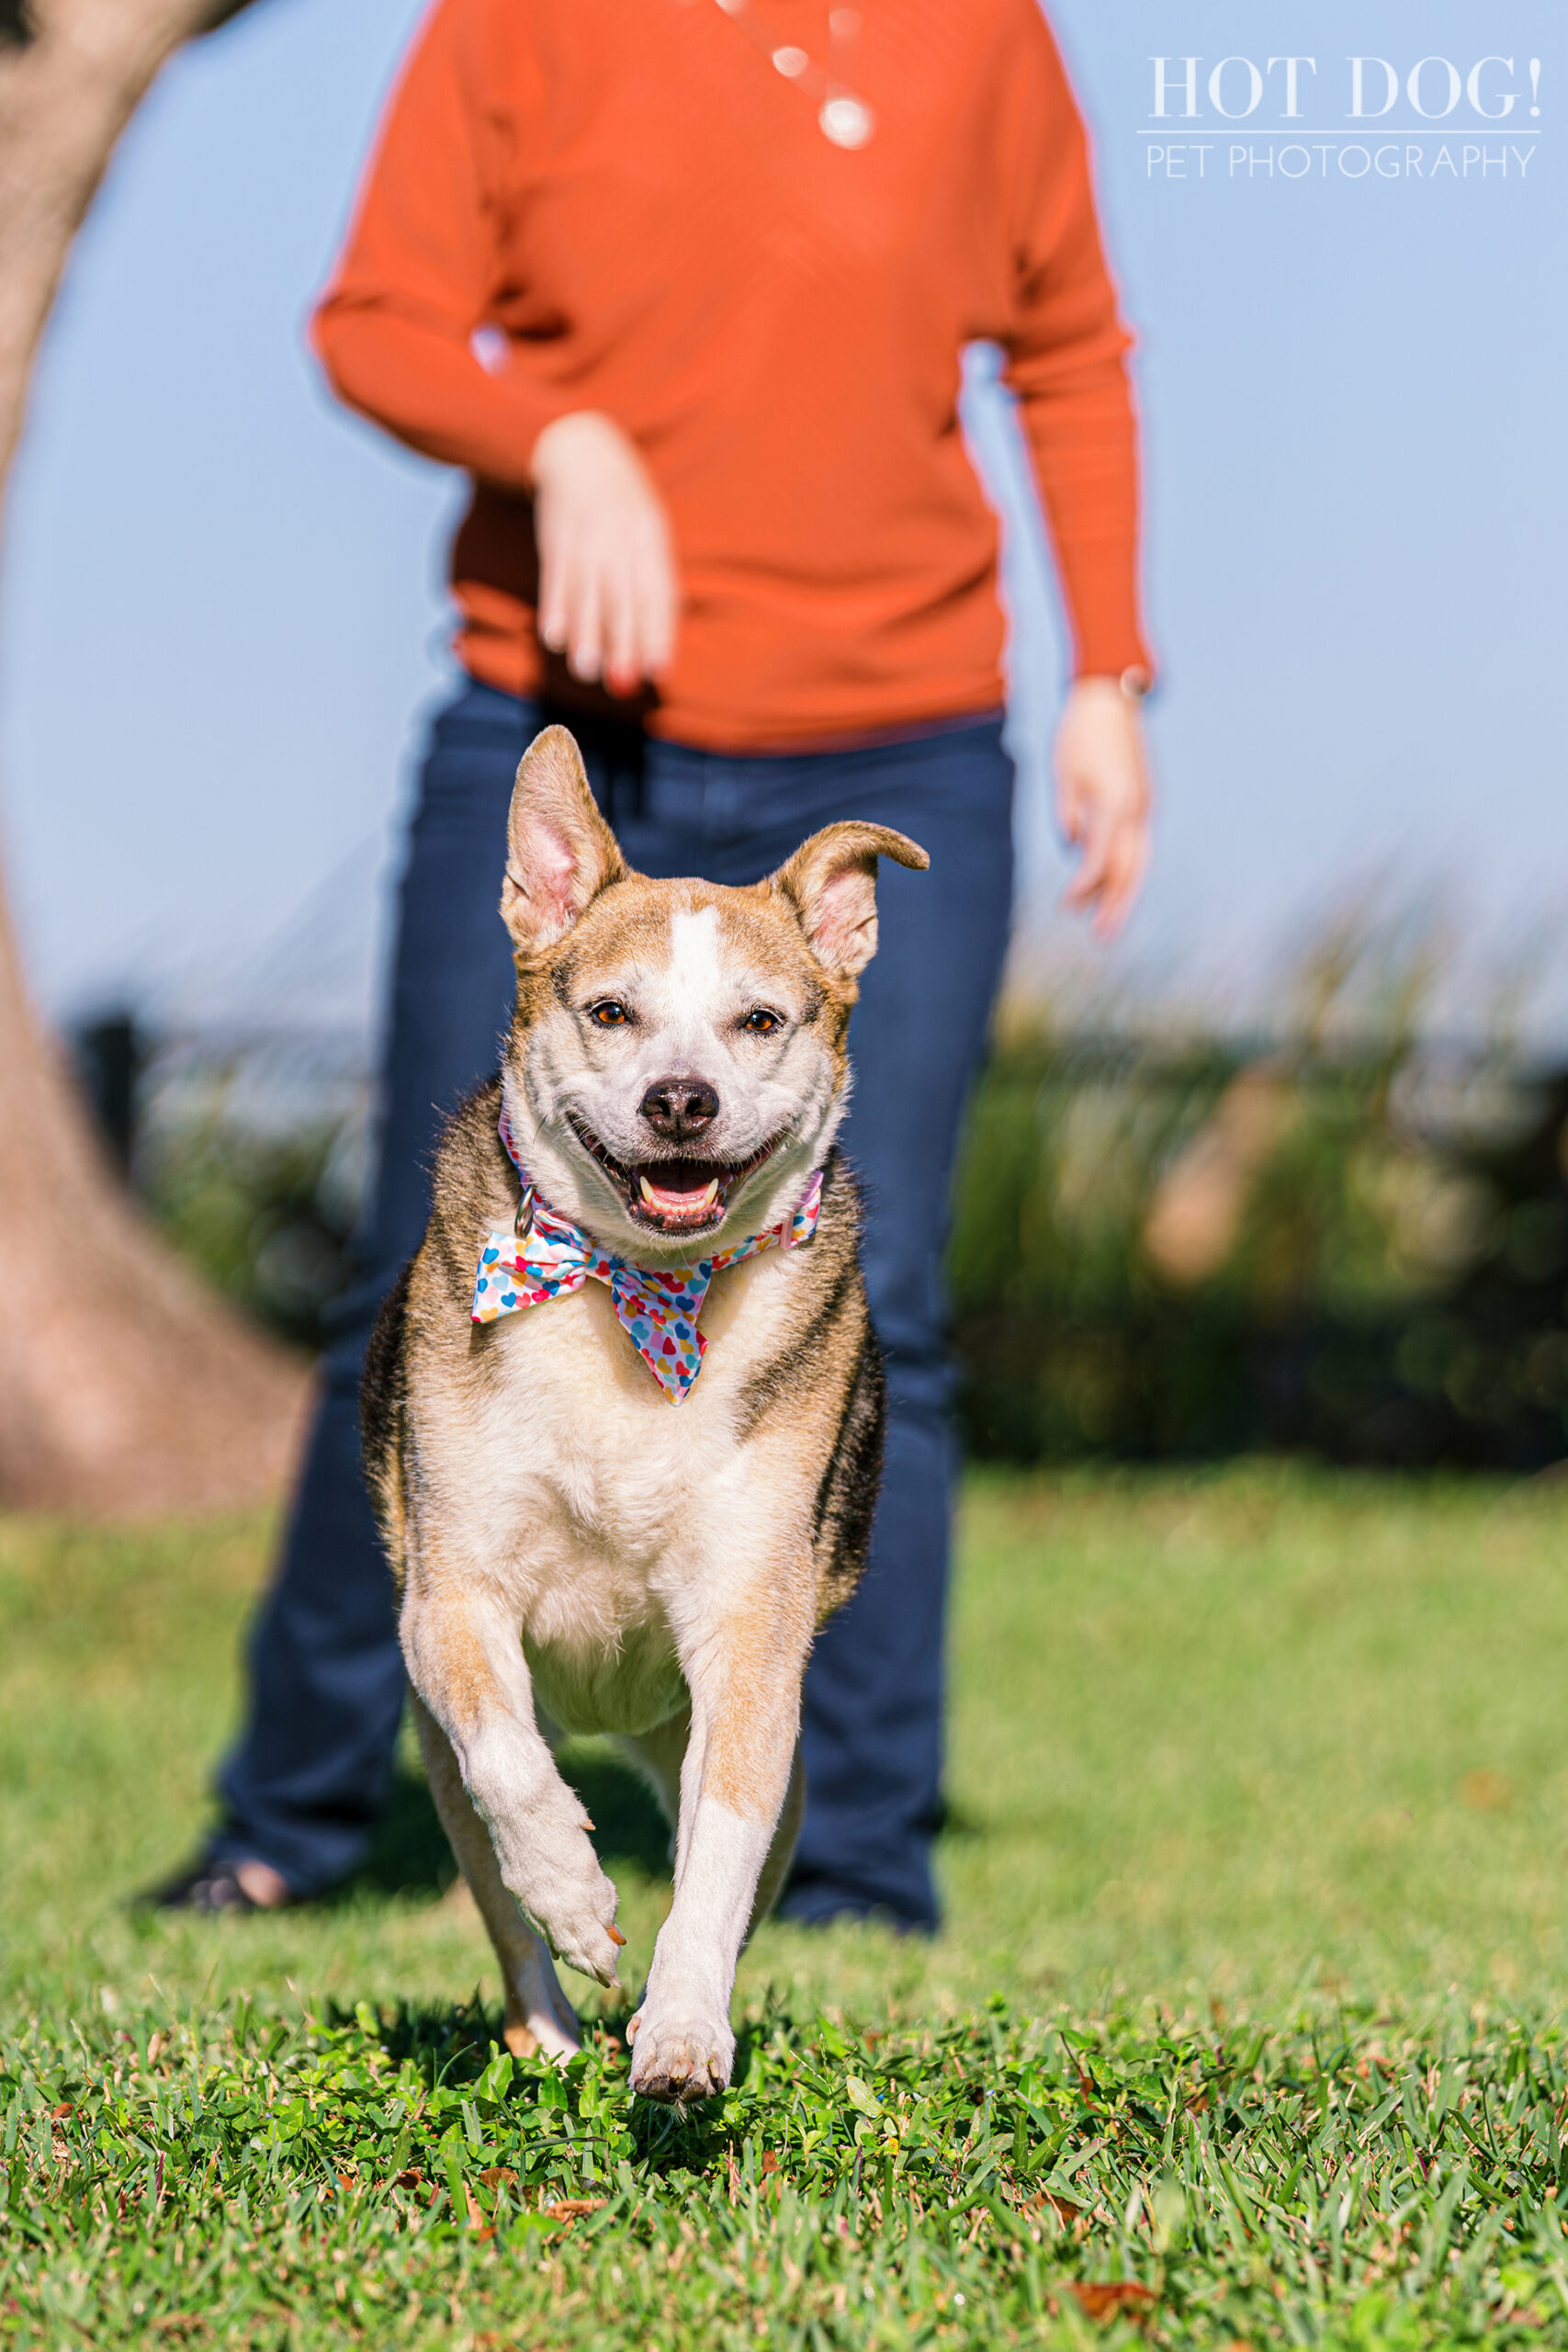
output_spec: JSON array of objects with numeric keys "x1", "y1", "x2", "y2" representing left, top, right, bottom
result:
[{"x1": 0, "y1": 0, "x2": 308, "y2": 1513}]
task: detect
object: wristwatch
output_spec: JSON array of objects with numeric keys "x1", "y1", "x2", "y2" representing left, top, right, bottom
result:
[{"x1": 1119, "y1": 664, "x2": 1153, "y2": 703}]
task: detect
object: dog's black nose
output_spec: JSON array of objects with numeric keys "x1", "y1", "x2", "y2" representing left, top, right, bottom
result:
[{"x1": 638, "y1": 1076, "x2": 719, "y2": 1139}]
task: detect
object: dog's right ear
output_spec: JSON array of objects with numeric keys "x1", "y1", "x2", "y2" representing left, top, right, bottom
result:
[{"x1": 501, "y1": 726, "x2": 626, "y2": 955}]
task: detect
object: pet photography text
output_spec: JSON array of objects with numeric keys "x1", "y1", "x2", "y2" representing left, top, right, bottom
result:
[{"x1": 1142, "y1": 51, "x2": 1543, "y2": 183}]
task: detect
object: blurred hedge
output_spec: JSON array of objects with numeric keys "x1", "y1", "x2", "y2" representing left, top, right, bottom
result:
[{"x1": 950, "y1": 1028, "x2": 1568, "y2": 1470}]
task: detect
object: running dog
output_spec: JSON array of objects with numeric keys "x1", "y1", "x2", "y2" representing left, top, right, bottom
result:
[{"x1": 361, "y1": 723, "x2": 926, "y2": 2105}]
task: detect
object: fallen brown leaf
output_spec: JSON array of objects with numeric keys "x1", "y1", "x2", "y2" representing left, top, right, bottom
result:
[
  {"x1": 1034, "y1": 2192, "x2": 1081, "y2": 2225},
  {"x1": 1069, "y1": 2281, "x2": 1158, "y2": 2322}
]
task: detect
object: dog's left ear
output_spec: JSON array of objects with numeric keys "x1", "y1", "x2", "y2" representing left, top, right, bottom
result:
[
  {"x1": 502, "y1": 726, "x2": 627, "y2": 955},
  {"x1": 771, "y1": 822, "x2": 929, "y2": 980}
]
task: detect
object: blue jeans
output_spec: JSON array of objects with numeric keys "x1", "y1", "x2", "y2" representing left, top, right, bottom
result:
[{"x1": 215, "y1": 681, "x2": 1013, "y2": 1929}]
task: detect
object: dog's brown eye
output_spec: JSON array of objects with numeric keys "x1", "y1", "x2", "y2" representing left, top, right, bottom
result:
[
  {"x1": 589, "y1": 1001, "x2": 632, "y2": 1028},
  {"x1": 741, "y1": 1007, "x2": 782, "y2": 1035}
]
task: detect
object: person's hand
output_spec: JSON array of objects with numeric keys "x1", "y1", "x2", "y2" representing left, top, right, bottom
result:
[
  {"x1": 1054, "y1": 675, "x2": 1153, "y2": 939},
  {"x1": 529, "y1": 411, "x2": 678, "y2": 696}
]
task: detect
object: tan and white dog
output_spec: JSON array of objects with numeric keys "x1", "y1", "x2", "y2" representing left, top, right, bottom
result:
[{"x1": 361, "y1": 724, "x2": 927, "y2": 2105}]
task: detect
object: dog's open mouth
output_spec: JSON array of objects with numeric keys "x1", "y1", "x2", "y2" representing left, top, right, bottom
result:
[{"x1": 568, "y1": 1116, "x2": 781, "y2": 1238}]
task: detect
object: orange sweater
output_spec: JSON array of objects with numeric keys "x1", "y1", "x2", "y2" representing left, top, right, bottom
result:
[{"x1": 313, "y1": 0, "x2": 1148, "y2": 750}]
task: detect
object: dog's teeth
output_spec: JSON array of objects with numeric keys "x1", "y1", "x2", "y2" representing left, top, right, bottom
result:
[{"x1": 637, "y1": 1172, "x2": 720, "y2": 1214}]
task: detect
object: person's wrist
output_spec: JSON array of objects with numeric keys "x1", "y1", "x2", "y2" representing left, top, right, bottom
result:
[
  {"x1": 528, "y1": 409, "x2": 611, "y2": 490},
  {"x1": 1072, "y1": 667, "x2": 1153, "y2": 707}
]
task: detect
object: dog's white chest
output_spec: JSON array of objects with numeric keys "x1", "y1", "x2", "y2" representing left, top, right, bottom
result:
[{"x1": 466, "y1": 1265, "x2": 779, "y2": 1736}]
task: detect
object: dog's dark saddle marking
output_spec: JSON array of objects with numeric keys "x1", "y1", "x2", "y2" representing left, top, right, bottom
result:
[
  {"x1": 811, "y1": 1328, "x2": 886, "y2": 1612},
  {"x1": 361, "y1": 1257, "x2": 413, "y2": 1514}
]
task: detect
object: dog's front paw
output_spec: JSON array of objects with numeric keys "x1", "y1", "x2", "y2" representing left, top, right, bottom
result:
[
  {"x1": 626, "y1": 2004, "x2": 735, "y2": 2106},
  {"x1": 530, "y1": 1857, "x2": 625, "y2": 1987},
  {"x1": 499, "y1": 1810, "x2": 625, "y2": 1987}
]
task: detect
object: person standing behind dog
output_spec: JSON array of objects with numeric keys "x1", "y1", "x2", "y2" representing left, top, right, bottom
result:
[{"x1": 151, "y1": 0, "x2": 1154, "y2": 1933}]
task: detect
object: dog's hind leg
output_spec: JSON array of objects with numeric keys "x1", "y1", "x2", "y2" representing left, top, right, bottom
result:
[
  {"x1": 411, "y1": 1692, "x2": 582, "y2": 2061},
  {"x1": 615, "y1": 1711, "x2": 686, "y2": 1845}
]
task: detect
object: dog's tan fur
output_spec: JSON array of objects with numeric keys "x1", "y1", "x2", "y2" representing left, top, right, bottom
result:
[{"x1": 362, "y1": 726, "x2": 925, "y2": 2104}]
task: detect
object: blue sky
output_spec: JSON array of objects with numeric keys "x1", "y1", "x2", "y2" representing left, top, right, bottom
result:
[{"x1": 0, "y1": 0, "x2": 1562, "y2": 1040}]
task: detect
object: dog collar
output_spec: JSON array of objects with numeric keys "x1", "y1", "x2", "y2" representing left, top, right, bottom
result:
[{"x1": 471, "y1": 1115, "x2": 823, "y2": 1403}]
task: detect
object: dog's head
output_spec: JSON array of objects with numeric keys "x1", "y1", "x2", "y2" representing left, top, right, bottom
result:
[{"x1": 496, "y1": 726, "x2": 928, "y2": 1261}]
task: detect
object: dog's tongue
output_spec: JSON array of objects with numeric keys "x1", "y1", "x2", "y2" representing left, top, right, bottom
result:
[{"x1": 637, "y1": 1168, "x2": 720, "y2": 1224}]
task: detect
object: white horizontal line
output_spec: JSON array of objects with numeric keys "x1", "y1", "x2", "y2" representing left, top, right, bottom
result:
[{"x1": 1138, "y1": 127, "x2": 1542, "y2": 136}]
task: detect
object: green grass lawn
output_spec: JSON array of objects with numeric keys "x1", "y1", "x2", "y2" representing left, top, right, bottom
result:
[{"x1": 5, "y1": 1464, "x2": 1568, "y2": 2347}]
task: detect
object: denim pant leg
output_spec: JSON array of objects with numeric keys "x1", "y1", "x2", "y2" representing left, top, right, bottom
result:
[
  {"x1": 777, "y1": 740, "x2": 1014, "y2": 1929},
  {"x1": 583, "y1": 716, "x2": 1015, "y2": 1932},
  {"x1": 212, "y1": 683, "x2": 536, "y2": 1894}
]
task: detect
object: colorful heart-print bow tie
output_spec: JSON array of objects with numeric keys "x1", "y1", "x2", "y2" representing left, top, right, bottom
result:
[{"x1": 471, "y1": 1115, "x2": 823, "y2": 1403}]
